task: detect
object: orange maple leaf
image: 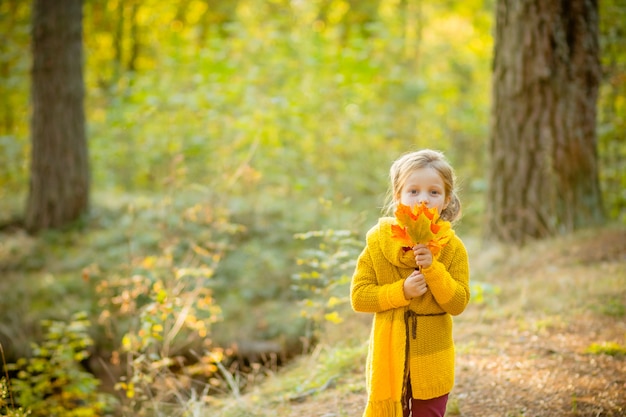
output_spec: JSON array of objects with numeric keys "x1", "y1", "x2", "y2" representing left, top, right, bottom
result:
[
  {"x1": 390, "y1": 224, "x2": 414, "y2": 248},
  {"x1": 392, "y1": 202, "x2": 453, "y2": 256}
]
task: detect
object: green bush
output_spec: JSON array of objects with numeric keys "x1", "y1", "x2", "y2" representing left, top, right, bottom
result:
[
  {"x1": 1, "y1": 343, "x2": 29, "y2": 417},
  {"x1": 292, "y1": 227, "x2": 363, "y2": 346},
  {"x1": 5, "y1": 312, "x2": 112, "y2": 417},
  {"x1": 0, "y1": 377, "x2": 30, "y2": 417}
]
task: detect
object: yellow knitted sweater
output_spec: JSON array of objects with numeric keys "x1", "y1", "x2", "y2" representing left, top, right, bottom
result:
[{"x1": 350, "y1": 217, "x2": 470, "y2": 417}]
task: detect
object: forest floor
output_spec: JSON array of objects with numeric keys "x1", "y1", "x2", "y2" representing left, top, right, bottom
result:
[
  {"x1": 2, "y1": 223, "x2": 624, "y2": 417},
  {"x1": 217, "y1": 227, "x2": 626, "y2": 417}
]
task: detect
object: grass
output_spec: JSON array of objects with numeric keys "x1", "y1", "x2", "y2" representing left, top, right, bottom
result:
[
  {"x1": 210, "y1": 341, "x2": 368, "y2": 417},
  {"x1": 584, "y1": 341, "x2": 626, "y2": 357}
]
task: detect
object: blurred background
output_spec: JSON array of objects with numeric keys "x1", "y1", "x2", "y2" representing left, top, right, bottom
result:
[{"x1": 0, "y1": 1, "x2": 624, "y2": 416}]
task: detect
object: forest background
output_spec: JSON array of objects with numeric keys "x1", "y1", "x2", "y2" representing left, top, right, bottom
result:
[{"x1": 0, "y1": 0, "x2": 625, "y2": 416}]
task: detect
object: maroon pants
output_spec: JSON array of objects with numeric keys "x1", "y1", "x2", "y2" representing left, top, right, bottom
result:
[{"x1": 402, "y1": 377, "x2": 449, "y2": 417}]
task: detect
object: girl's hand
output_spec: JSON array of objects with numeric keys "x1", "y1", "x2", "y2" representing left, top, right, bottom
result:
[
  {"x1": 403, "y1": 269, "x2": 428, "y2": 300},
  {"x1": 413, "y1": 244, "x2": 433, "y2": 269}
]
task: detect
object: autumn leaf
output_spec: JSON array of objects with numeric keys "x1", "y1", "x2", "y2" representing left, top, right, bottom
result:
[
  {"x1": 390, "y1": 224, "x2": 414, "y2": 247},
  {"x1": 324, "y1": 311, "x2": 343, "y2": 324},
  {"x1": 392, "y1": 202, "x2": 453, "y2": 256}
]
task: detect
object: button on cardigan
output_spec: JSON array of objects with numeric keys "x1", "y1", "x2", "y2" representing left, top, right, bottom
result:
[{"x1": 350, "y1": 217, "x2": 470, "y2": 417}]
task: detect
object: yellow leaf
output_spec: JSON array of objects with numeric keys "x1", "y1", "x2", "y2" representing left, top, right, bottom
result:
[
  {"x1": 192, "y1": 244, "x2": 212, "y2": 258},
  {"x1": 142, "y1": 256, "x2": 157, "y2": 269},
  {"x1": 324, "y1": 311, "x2": 343, "y2": 324},
  {"x1": 155, "y1": 288, "x2": 167, "y2": 304},
  {"x1": 208, "y1": 350, "x2": 224, "y2": 363},
  {"x1": 121, "y1": 335, "x2": 132, "y2": 350}
]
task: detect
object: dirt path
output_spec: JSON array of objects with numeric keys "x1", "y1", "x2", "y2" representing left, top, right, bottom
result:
[{"x1": 452, "y1": 313, "x2": 626, "y2": 416}]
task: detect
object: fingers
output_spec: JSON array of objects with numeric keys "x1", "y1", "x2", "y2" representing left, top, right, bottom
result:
[
  {"x1": 413, "y1": 244, "x2": 430, "y2": 258},
  {"x1": 413, "y1": 244, "x2": 433, "y2": 269},
  {"x1": 404, "y1": 271, "x2": 428, "y2": 299},
  {"x1": 415, "y1": 276, "x2": 428, "y2": 296},
  {"x1": 408, "y1": 270, "x2": 424, "y2": 281},
  {"x1": 412, "y1": 243, "x2": 428, "y2": 253}
]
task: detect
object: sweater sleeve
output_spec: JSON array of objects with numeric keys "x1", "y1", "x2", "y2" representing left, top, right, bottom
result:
[
  {"x1": 421, "y1": 237, "x2": 470, "y2": 316},
  {"x1": 350, "y1": 245, "x2": 411, "y2": 313}
]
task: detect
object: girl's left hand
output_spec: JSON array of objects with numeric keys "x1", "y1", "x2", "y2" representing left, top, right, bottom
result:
[{"x1": 413, "y1": 244, "x2": 433, "y2": 269}]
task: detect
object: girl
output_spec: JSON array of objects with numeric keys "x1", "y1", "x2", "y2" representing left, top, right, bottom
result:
[{"x1": 350, "y1": 149, "x2": 470, "y2": 417}]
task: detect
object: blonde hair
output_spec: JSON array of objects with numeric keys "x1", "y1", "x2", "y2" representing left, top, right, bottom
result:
[{"x1": 384, "y1": 149, "x2": 462, "y2": 222}]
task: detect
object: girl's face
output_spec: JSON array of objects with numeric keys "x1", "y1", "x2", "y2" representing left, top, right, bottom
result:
[{"x1": 398, "y1": 167, "x2": 449, "y2": 214}]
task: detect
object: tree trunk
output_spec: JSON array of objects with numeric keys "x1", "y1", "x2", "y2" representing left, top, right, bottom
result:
[
  {"x1": 487, "y1": 0, "x2": 603, "y2": 244},
  {"x1": 26, "y1": 0, "x2": 89, "y2": 233}
]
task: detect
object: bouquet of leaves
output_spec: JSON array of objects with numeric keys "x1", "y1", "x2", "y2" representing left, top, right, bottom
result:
[{"x1": 390, "y1": 202, "x2": 453, "y2": 258}]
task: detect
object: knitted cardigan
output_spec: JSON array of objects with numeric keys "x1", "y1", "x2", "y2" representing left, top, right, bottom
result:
[{"x1": 350, "y1": 217, "x2": 470, "y2": 417}]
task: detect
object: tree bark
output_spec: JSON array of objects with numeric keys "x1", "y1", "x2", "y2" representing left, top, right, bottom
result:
[
  {"x1": 487, "y1": 0, "x2": 603, "y2": 244},
  {"x1": 26, "y1": 0, "x2": 89, "y2": 233}
]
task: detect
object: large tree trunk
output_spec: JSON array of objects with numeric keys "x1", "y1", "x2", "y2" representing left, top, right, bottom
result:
[
  {"x1": 26, "y1": 0, "x2": 89, "y2": 233},
  {"x1": 487, "y1": 0, "x2": 603, "y2": 244}
]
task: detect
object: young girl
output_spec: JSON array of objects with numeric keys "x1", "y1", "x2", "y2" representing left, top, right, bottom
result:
[{"x1": 350, "y1": 149, "x2": 470, "y2": 417}]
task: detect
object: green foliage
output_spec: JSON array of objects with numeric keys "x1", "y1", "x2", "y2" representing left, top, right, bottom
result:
[
  {"x1": 110, "y1": 255, "x2": 225, "y2": 415},
  {"x1": 1, "y1": 342, "x2": 30, "y2": 417},
  {"x1": 87, "y1": 191, "x2": 239, "y2": 415},
  {"x1": 0, "y1": 1, "x2": 624, "y2": 223},
  {"x1": 4, "y1": 313, "x2": 111, "y2": 417},
  {"x1": 74, "y1": 0, "x2": 495, "y2": 211},
  {"x1": 3, "y1": 183, "x2": 240, "y2": 416},
  {"x1": 0, "y1": 378, "x2": 30, "y2": 417},
  {"x1": 292, "y1": 226, "x2": 364, "y2": 346},
  {"x1": 598, "y1": 0, "x2": 626, "y2": 224},
  {"x1": 0, "y1": 0, "x2": 30, "y2": 204}
]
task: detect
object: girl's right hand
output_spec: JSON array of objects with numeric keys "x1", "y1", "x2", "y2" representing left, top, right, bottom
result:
[{"x1": 403, "y1": 269, "x2": 428, "y2": 300}]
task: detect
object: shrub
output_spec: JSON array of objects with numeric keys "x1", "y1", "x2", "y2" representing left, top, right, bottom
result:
[
  {"x1": 5, "y1": 312, "x2": 112, "y2": 417},
  {"x1": 292, "y1": 228, "x2": 363, "y2": 348}
]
